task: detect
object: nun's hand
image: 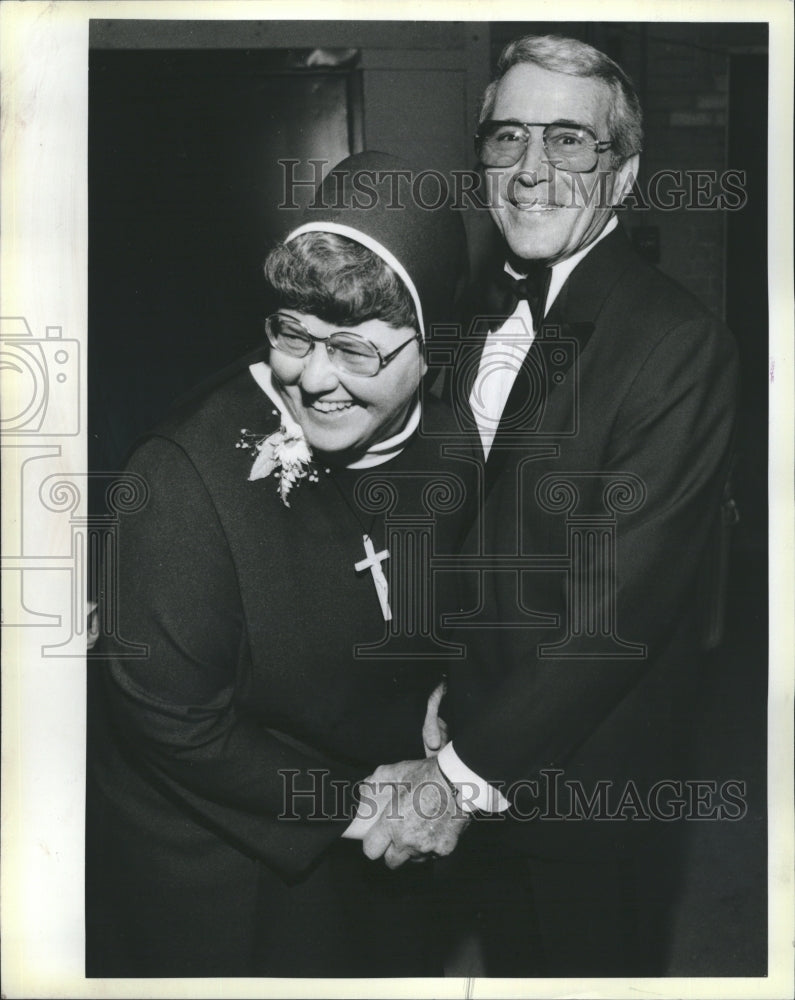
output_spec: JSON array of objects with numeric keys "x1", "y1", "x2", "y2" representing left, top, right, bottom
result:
[{"x1": 422, "y1": 680, "x2": 449, "y2": 757}]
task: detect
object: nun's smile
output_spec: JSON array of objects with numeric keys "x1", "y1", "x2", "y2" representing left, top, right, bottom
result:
[{"x1": 269, "y1": 311, "x2": 427, "y2": 459}]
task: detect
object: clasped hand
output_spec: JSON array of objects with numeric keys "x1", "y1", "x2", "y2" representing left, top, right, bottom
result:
[{"x1": 356, "y1": 681, "x2": 471, "y2": 869}]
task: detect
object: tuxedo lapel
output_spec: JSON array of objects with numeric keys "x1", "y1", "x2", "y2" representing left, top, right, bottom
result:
[
  {"x1": 480, "y1": 315, "x2": 591, "y2": 493},
  {"x1": 486, "y1": 226, "x2": 638, "y2": 456},
  {"x1": 544, "y1": 224, "x2": 637, "y2": 327}
]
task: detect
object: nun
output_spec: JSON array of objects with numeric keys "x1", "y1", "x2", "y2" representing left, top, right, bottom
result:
[{"x1": 86, "y1": 152, "x2": 472, "y2": 977}]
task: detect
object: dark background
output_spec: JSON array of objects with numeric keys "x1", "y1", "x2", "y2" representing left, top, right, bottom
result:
[{"x1": 88, "y1": 19, "x2": 769, "y2": 975}]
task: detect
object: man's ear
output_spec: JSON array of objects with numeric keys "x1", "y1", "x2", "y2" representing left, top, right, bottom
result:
[{"x1": 610, "y1": 153, "x2": 640, "y2": 207}]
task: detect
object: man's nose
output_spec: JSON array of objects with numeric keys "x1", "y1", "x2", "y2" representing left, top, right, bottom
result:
[
  {"x1": 513, "y1": 131, "x2": 551, "y2": 184},
  {"x1": 298, "y1": 340, "x2": 340, "y2": 393}
]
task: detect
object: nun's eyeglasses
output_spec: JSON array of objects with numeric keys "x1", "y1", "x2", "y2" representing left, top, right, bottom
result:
[
  {"x1": 265, "y1": 313, "x2": 420, "y2": 378},
  {"x1": 476, "y1": 120, "x2": 612, "y2": 173}
]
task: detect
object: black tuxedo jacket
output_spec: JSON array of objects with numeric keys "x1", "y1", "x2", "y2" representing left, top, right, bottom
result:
[{"x1": 445, "y1": 225, "x2": 738, "y2": 857}]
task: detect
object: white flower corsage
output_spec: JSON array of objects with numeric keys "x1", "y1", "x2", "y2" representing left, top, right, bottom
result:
[{"x1": 237, "y1": 423, "x2": 320, "y2": 507}]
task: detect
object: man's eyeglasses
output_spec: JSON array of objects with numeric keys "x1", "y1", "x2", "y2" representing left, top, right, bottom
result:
[
  {"x1": 265, "y1": 313, "x2": 421, "y2": 378},
  {"x1": 475, "y1": 120, "x2": 612, "y2": 173}
]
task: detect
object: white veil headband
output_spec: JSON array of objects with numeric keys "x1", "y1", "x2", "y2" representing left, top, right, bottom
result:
[{"x1": 283, "y1": 221, "x2": 426, "y2": 340}]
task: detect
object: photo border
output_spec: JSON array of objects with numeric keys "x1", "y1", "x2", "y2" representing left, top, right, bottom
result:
[{"x1": 1, "y1": 2, "x2": 792, "y2": 997}]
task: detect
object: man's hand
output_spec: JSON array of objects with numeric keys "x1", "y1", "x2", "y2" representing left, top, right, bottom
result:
[
  {"x1": 361, "y1": 756, "x2": 471, "y2": 869},
  {"x1": 343, "y1": 681, "x2": 451, "y2": 842},
  {"x1": 422, "y1": 680, "x2": 449, "y2": 756}
]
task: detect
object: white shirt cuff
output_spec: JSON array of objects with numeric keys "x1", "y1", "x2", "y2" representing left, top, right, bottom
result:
[{"x1": 437, "y1": 743, "x2": 510, "y2": 813}]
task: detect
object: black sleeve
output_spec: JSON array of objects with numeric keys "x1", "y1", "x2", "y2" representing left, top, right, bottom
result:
[{"x1": 99, "y1": 435, "x2": 365, "y2": 880}]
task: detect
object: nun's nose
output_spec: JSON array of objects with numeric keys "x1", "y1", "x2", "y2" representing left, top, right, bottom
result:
[{"x1": 298, "y1": 339, "x2": 341, "y2": 394}]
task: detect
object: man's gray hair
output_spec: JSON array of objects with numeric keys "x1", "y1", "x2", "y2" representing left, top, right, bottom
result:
[{"x1": 480, "y1": 34, "x2": 643, "y2": 164}]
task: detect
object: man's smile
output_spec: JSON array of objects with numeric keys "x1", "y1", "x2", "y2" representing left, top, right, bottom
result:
[{"x1": 510, "y1": 200, "x2": 561, "y2": 211}]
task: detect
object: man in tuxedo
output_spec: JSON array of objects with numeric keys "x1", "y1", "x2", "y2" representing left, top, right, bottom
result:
[{"x1": 361, "y1": 34, "x2": 738, "y2": 974}]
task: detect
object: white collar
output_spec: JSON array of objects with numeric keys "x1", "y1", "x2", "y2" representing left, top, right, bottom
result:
[{"x1": 247, "y1": 361, "x2": 420, "y2": 470}]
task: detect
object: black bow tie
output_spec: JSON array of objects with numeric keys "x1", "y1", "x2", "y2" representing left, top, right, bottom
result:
[
  {"x1": 452, "y1": 259, "x2": 553, "y2": 410},
  {"x1": 495, "y1": 262, "x2": 551, "y2": 331}
]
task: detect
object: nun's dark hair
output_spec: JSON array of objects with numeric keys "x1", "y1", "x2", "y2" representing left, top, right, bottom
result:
[{"x1": 263, "y1": 231, "x2": 418, "y2": 330}]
